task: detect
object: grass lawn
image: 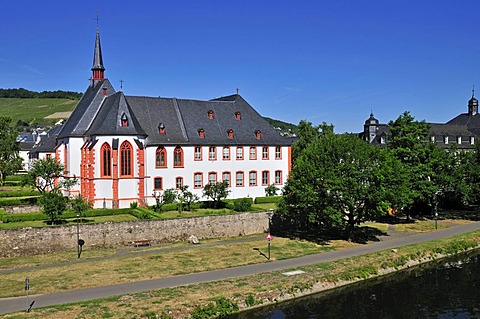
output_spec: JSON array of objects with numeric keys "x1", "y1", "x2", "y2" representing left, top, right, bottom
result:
[{"x1": 2, "y1": 229, "x2": 479, "y2": 319}]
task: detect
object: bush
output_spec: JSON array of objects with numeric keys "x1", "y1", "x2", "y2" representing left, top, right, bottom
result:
[
  {"x1": 1, "y1": 212, "x2": 48, "y2": 223},
  {"x1": 190, "y1": 297, "x2": 239, "y2": 319},
  {"x1": 0, "y1": 190, "x2": 39, "y2": 198},
  {"x1": 254, "y1": 196, "x2": 282, "y2": 204},
  {"x1": 130, "y1": 207, "x2": 154, "y2": 220},
  {"x1": 232, "y1": 198, "x2": 253, "y2": 212},
  {"x1": 0, "y1": 196, "x2": 39, "y2": 206}
]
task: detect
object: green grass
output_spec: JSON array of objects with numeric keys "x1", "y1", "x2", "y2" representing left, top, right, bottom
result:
[{"x1": 0, "y1": 98, "x2": 78, "y2": 125}]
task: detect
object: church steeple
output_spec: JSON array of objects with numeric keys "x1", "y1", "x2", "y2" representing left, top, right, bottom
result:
[
  {"x1": 468, "y1": 86, "x2": 478, "y2": 116},
  {"x1": 91, "y1": 28, "x2": 105, "y2": 82}
]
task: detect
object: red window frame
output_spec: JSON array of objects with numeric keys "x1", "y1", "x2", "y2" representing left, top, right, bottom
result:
[
  {"x1": 194, "y1": 172, "x2": 203, "y2": 189},
  {"x1": 275, "y1": 146, "x2": 282, "y2": 159},
  {"x1": 154, "y1": 177, "x2": 163, "y2": 190},
  {"x1": 223, "y1": 146, "x2": 230, "y2": 160},
  {"x1": 222, "y1": 171, "x2": 231, "y2": 187},
  {"x1": 249, "y1": 146, "x2": 257, "y2": 160},
  {"x1": 262, "y1": 146, "x2": 269, "y2": 160},
  {"x1": 275, "y1": 170, "x2": 282, "y2": 185},
  {"x1": 174, "y1": 146, "x2": 184, "y2": 168},
  {"x1": 101, "y1": 143, "x2": 112, "y2": 177},
  {"x1": 155, "y1": 146, "x2": 167, "y2": 168},
  {"x1": 236, "y1": 171, "x2": 244, "y2": 187},
  {"x1": 120, "y1": 141, "x2": 133, "y2": 177},
  {"x1": 249, "y1": 171, "x2": 257, "y2": 186},
  {"x1": 194, "y1": 146, "x2": 202, "y2": 161},
  {"x1": 209, "y1": 146, "x2": 217, "y2": 161},
  {"x1": 236, "y1": 147, "x2": 244, "y2": 160},
  {"x1": 262, "y1": 170, "x2": 270, "y2": 186}
]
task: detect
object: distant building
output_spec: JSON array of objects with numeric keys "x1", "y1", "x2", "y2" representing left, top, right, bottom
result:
[
  {"x1": 36, "y1": 27, "x2": 294, "y2": 208},
  {"x1": 360, "y1": 92, "x2": 479, "y2": 150}
]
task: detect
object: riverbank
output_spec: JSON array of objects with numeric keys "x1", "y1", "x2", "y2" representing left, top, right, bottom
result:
[{"x1": 1, "y1": 221, "x2": 479, "y2": 318}]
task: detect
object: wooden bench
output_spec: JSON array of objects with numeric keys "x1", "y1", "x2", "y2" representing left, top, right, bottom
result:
[{"x1": 131, "y1": 239, "x2": 151, "y2": 247}]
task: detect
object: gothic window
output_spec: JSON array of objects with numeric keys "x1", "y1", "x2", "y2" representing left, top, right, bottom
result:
[
  {"x1": 174, "y1": 146, "x2": 183, "y2": 168},
  {"x1": 120, "y1": 141, "x2": 133, "y2": 176},
  {"x1": 155, "y1": 147, "x2": 167, "y2": 168},
  {"x1": 101, "y1": 143, "x2": 112, "y2": 177},
  {"x1": 121, "y1": 113, "x2": 129, "y2": 127}
]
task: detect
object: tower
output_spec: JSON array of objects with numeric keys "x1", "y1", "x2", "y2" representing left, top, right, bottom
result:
[
  {"x1": 468, "y1": 88, "x2": 478, "y2": 116},
  {"x1": 91, "y1": 29, "x2": 105, "y2": 82}
]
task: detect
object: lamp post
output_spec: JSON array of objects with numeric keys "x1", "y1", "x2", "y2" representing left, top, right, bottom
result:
[
  {"x1": 266, "y1": 209, "x2": 274, "y2": 260},
  {"x1": 434, "y1": 190, "x2": 441, "y2": 230}
]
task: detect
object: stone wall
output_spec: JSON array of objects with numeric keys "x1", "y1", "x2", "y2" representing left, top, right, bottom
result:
[
  {"x1": 0, "y1": 212, "x2": 270, "y2": 257},
  {"x1": 4, "y1": 205, "x2": 41, "y2": 214}
]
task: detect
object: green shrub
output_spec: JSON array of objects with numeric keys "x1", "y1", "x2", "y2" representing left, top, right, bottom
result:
[
  {"x1": 254, "y1": 196, "x2": 282, "y2": 204},
  {"x1": 2, "y1": 212, "x2": 48, "y2": 223},
  {"x1": 0, "y1": 196, "x2": 39, "y2": 206},
  {"x1": 232, "y1": 198, "x2": 253, "y2": 212},
  {"x1": 160, "y1": 203, "x2": 178, "y2": 212},
  {"x1": 190, "y1": 297, "x2": 239, "y2": 319},
  {"x1": 0, "y1": 190, "x2": 39, "y2": 198},
  {"x1": 130, "y1": 208, "x2": 153, "y2": 220},
  {"x1": 130, "y1": 201, "x2": 138, "y2": 209}
]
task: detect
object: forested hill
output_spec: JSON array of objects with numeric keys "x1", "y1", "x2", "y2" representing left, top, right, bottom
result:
[{"x1": 0, "y1": 88, "x2": 82, "y2": 99}]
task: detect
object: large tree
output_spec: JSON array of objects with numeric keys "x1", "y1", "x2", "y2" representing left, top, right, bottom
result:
[
  {"x1": 203, "y1": 181, "x2": 230, "y2": 208},
  {"x1": 0, "y1": 116, "x2": 22, "y2": 186},
  {"x1": 387, "y1": 111, "x2": 438, "y2": 215},
  {"x1": 282, "y1": 130, "x2": 393, "y2": 240}
]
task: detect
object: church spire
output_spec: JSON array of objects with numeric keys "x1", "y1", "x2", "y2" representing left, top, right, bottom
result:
[{"x1": 91, "y1": 28, "x2": 105, "y2": 82}]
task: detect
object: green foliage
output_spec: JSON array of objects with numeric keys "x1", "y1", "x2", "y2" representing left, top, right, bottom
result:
[
  {"x1": 245, "y1": 293, "x2": 257, "y2": 307},
  {"x1": 0, "y1": 116, "x2": 22, "y2": 186},
  {"x1": 282, "y1": 130, "x2": 392, "y2": 240},
  {"x1": 203, "y1": 181, "x2": 230, "y2": 208},
  {"x1": 0, "y1": 190, "x2": 39, "y2": 197},
  {"x1": 23, "y1": 158, "x2": 74, "y2": 193},
  {"x1": 1, "y1": 212, "x2": 47, "y2": 223},
  {"x1": 0, "y1": 196, "x2": 39, "y2": 206},
  {"x1": 0, "y1": 88, "x2": 82, "y2": 99},
  {"x1": 39, "y1": 190, "x2": 67, "y2": 223},
  {"x1": 178, "y1": 185, "x2": 199, "y2": 211},
  {"x1": 69, "y1": 195, "x2": 92, "y2": 217},
  {"x1": 130, "y1": 201, "x2": 138, "y2": 209},
  {"x1": 130, "y1": 208, "x2": 154, "y2": 220},
  {"x1": 264, "y1": 184, "x2": 279, "y2": 196},
  {"x1": 254, "y1": 196, "x2": 282, "y2": 204},
  {"x1": 263, "y1": 117, "x2": 298, "y2": 135},
  {"x1": 232, "y1": 198, "x2": 253, "y2": 212},
  {"x1": 190, "y1": 297, "x2": 239, "y2": 319}
]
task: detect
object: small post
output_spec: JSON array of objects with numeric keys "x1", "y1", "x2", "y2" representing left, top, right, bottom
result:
[
  {"x1": 266, "y1": 209, "x2": 274, "y2": 260},
  {"x1": 76, "y1": 212, "x2": 80, "y2": 258},
  {"x1": 25, "y1": 276, "x2": 29, "y2": 312}
]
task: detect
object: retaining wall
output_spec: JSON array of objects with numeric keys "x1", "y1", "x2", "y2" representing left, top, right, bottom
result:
[{"x1": 0, "y1": 212, "x2": 270, "y2": 257}]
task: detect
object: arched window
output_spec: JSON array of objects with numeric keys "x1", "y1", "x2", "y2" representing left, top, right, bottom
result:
[
  {"x1": 174, "y1": 146, "x2": 183, "y2": 168},
  {"x1": 120, "y1": 141, "x2": 133, "y2": 176},
  {"x1": 155, "y1": 147, "x2": 167, "y2": 168},
  {"x1": 101, "y1": 143, "x2": 112, "y2": 177}
]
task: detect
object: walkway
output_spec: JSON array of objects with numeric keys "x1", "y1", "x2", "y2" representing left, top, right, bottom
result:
[{"x1": 1, "y1": 222, "x2": 479, "y2": 315}]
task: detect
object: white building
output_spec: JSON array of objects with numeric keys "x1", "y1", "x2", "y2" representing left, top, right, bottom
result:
[{"x1": 36, "y1": 28, "x2": 293, "y2": 208}]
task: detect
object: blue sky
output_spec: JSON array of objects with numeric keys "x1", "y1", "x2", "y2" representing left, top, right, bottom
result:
[{"x1": 1, "y1": 1, "x2": 480, "y2": 133}]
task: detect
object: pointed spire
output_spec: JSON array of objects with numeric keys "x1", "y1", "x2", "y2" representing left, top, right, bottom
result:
[{"x1": 91, "y1": 28, "x2": 105, "y2": 82}]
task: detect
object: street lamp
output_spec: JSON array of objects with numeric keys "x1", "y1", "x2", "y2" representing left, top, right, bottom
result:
[
  {"x1": 434, "y1": 190, "x2": 441, "y2": 230},
  {"x1": 266, "y1": 209, "x2": 274, "y2": 260}
]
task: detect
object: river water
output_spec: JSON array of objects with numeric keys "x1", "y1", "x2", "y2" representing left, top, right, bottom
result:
[{"x1": 229, "y1": 250, "x2": 480, "y2": 319}]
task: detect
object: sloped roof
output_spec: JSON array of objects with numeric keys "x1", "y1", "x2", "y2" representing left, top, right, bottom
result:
[
  {"x1": 58, "y1": 79, "x2": 115, "y2": 138},
  {"x1": 125, "y1": 94, "x2": 293, "y2": 146},
  {"x1": 30, "y1": 125, "x2": 64, "y2": 153},
  {"x1": 86, "y1": 92, "x2": 146, "y2": 136}
]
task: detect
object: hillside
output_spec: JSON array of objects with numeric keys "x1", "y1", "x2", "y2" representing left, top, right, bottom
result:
[{"x1": 0, "y1": 91, "x2": 298, "y2": 133}]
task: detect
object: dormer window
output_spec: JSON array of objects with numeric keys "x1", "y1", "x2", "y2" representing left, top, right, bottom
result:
[
  {"x1": 380, "y1": 135, "x2": 386, "y2": 144},
  {"x1": 207, "y1": 110, "x2": 214, "y2": 119},
  {"x1": 121, "y1": 113, "x2": 128, "y2": 127},
  {"x1": 444, "y1": 136, "x2": 449, "y2": 144},
  {"x1": 227, "y1": 129, "x2": 234, "y2": 139},
  {"x1": 471, "y1": 136, "x2": 475, "y2": 145},
  {"x1": 158, "y1": 123, "x2": 166, "y2": 135},
  {"x1": 235, "y1": 111, "x2": 241, "y2": 120},
  {"x1": 431, "y1": 136, "x2": 435, "y2": 143},
  {"x1": 457, "y1": 136, "x2": 462, "y2": 144},
  {"x1": 255, "y1": 130, "x2": 262, "y2": 139},
  {"x1": 198, "y1": 129, "x2": 205, "y2": 139}
]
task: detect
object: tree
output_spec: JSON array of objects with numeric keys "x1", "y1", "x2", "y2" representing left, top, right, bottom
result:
[
  {"x1": 0, "y1": 116, "x2": 22, "y2": 186},
  {"x1": 265, "y1": 184, "x2": 279, "y2": 196},
  {"x1": 152, "y1": 188, "x2": 177, "y2": 212},
  {"x1": 281, "y1": 131, "x2": 392, "y2": 240},
  {"x1": 23, "y1": 157, "x2": 67, "y2": 193},
  {"x1": 291, "y1": 120, "x2": 320, "y2": 162},
  {"x1": 70, "y1": 195, "x2": 92, "y2": 218},
  {"x1": 178, "y1": 185, "x2": 199, "y2": 212},
  {"x1": 203, "y1": 181, "x2": 230, "y2": 208},
  {"x1": 387, "y1": 112, "x2": 439, "y2": 216},
  {"x1": 40, "y1": 190, "x2": 67, "y2": 224}
]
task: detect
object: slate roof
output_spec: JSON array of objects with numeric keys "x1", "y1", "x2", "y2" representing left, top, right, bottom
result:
[
  {"x1": 446, "y1": 113, "x2": 480, "y2": 136},
  {"x1": 30, "y1": 125, "x2": 64, "y2": 153},
  {"x1": 86, "y1": 92, "x2": 146, "y2": 136},
  {"x1": 58, "y1": 79, "x2": 115, "y2": 138},
  {"x1": 124, "y1": 93, "x2": 294, "y2": 147}
]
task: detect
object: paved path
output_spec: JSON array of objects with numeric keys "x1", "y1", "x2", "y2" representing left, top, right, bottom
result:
[{"x1": 1, "y1": 222, "x2": 479, "y2": 315}]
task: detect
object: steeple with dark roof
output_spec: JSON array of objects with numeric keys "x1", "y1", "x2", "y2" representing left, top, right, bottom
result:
[
  {"x1": 468, "y1": 87, "x2": 478, "y2": 116},
  {"x1": 91, "y1": 28, "x2": 105, "y2": 82}
]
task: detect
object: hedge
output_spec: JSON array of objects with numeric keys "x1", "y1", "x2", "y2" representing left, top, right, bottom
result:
[
  {"x1": 254, "y1": 196, "x2": 282, "y2": 204},
  {"x1": 0, "y1": 190, "x2": 40, "y2": 198},
  {"x1": 0, "y1": 197, "x2": 39, "y2": 206},
  {"x1": 2, "y1": 212, "x2": 48, "y2": 223}
]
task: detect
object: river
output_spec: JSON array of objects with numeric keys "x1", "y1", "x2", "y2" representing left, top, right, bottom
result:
[{"x1": 229, "y1": 250, "x2": 480, "y2": 318}]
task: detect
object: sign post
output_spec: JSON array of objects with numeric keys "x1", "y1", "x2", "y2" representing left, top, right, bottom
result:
[
  {"x1": 25, "y1": 277, "x2": 29, "y2": 312},
  {"x1": 266, "y1": 233, "x2": 272, "y2": 260}
]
